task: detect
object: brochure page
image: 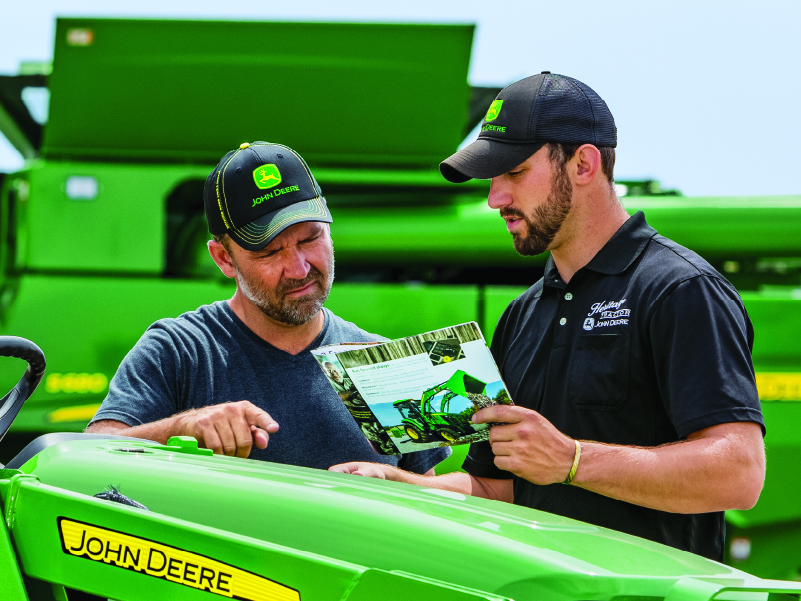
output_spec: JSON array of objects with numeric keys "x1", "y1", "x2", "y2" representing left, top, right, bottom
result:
[{"x1": 312, "y1": 322, "x2": 513, "y2": 454}]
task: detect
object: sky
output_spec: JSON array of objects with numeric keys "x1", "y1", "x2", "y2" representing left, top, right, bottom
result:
[{"x1": 1, "y1": 0, "x2": 799, "y2": 197}]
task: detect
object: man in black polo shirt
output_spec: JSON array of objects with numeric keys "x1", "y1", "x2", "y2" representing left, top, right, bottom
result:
[{"x1": 331, "y1": 73, "x2": 765, "y2": 561}]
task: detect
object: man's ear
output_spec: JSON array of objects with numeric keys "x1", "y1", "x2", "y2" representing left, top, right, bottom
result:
[
  {"x1": 208, "y1": 240, "x2": 237, "y2": 278},
  {"x1": 574, "y1": 144, "x2": 602, "y2": 185}
]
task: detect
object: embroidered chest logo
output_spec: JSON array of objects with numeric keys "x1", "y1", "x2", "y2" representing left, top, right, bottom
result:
[{"x1": 583, "y1": 298, "x2": 631, "y2": 331}]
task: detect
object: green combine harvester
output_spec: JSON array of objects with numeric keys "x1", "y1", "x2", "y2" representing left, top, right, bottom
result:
[
  {"x1": 394, "y1": 370, "x2": 486, "y2": 443},
  {"x1": 0, "y1": 17, "x2": 800, "y2": 581}
]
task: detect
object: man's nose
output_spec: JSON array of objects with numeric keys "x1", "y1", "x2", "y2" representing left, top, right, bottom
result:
[
  {"x1": 283, "y1": 248, "x2": 311, "y2": 280},
  {"x1": 487, "y1": 177, "x2": 511, "y2": 210}
]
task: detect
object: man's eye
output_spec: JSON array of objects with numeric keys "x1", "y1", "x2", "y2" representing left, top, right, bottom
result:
[{"x1": 508, "y1": 170, "x2": 524, "y2": 177}]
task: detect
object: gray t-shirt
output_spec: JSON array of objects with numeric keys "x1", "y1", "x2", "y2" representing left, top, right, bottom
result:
[{"x1": 92, "y1": 301, "x2": 449, "y2": 473}]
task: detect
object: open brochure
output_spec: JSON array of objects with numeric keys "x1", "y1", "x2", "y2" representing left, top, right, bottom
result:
[{"x1": 312, "y1": 322, "x2": 513, "y2": 455}]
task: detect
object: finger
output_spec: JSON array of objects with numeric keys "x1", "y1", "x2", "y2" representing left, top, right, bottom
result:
[
  {"x1": 493, "y1": 455, "x2": 520, "y2": 475},
  {"x1": 231, "y1": 420, "x2": 255, "y2": 459},
  {"x1": 215, "y1": 419, "x2": 242, "y2": 457},
  {"x1": 251, "y1": 425, "x2": 269, "y2": 450},
  {"x1": 244, "y1": 403, "x2": 279, "y2": 433},
  {"x1": 487, "y1": 423, "x2": 517, "y2": 444},
  {"x1": 200, "y1": 424, "x2": 223, "y2": 455},
  {"x1": 473, "y1": 404, "x2": 525, "y2": 425},
  {"x1": 488, "y1": 440, "x2": 513, "y2": 457}
]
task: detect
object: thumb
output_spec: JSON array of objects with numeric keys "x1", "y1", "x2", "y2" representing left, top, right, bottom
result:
[{"x1": 329, "y1": 462, "x2": 361, "y2": 474}]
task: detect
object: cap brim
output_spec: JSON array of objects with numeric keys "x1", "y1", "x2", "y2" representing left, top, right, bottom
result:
[
  {"x1": 440, "y1": 139, "x2": 547, "y2": 183},
  {"x1": 227, "y1": 196, "x2": 332, "y2": 251}
]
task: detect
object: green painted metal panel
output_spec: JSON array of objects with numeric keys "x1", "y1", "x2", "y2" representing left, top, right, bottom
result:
[
  {"x1": 45, "y1": 19, "x2": 473, "y2": 167},
  {"x1": 21, "y1": 161, "x2": 211, "y2": 273},
  {"x1": 324, "y1": 283, "x2": 480, "y2": 340},
  {"x1": 743, "y1": 292, "x2": 801, "y2": 371},
  {"x1": 725, "y1": 519, "x2": 801, "y2": 581},
  {"x1": 623, "y1": 196, "x2": 801, "y2": 257},
  {"x1": 0, "y1": 475, "x2": 27, "y2": 601}
]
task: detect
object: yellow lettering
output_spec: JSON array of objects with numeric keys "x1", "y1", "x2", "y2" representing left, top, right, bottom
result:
[{"x1": 58, "y1": 519, "x2": 299, "y2": 601}]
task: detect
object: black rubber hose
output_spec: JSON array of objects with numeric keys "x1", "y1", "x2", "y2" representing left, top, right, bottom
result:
[{"x1": 0, "y1": 336, "x2": 46, "y2": 443}]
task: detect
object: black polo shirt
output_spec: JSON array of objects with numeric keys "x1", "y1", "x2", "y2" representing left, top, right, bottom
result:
[{"x1": 464, "y1": 211, "x2": 764, "y2": 561}]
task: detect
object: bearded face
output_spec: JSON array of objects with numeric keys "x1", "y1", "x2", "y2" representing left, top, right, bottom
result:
[
  {"x1": 233, "y1": 250, "x2": 335, "y2": 327},
  {"x1": 501, "y1": 159, "x2": 573, "y2": 257}
]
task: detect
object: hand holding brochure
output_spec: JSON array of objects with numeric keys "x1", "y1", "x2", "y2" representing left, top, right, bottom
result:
[{"x1": 312, "y1": 322, "x2": 513, "y2": 455}]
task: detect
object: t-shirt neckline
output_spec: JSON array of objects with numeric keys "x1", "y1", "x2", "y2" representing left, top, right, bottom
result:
[{"x1": 218, "y1": 301, "x2": 330, "y2": 362}]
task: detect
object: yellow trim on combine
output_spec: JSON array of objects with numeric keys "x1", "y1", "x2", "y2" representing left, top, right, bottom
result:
[
  {"x1": 756, "y1": 373, "x2": 801, "y2": 402},
  {"x1": 48, "y1": 403, "x2": 102, "y2": 423}
]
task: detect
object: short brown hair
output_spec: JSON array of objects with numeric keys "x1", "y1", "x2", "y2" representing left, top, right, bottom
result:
[
  {"x1": 212, "y1": 232, "x2": 231, "y2": 251},
  {"x1": 546, "y1": 142, "x2": 615, "y2": 183}
]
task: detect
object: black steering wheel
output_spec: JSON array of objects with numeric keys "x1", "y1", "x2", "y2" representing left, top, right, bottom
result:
[{"x1": 0, "y1": 336, "x2": 46, "y2": 443}]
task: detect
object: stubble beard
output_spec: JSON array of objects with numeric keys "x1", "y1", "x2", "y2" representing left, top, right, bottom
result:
[
  {"x1": 235, "y1": 253, "x2": 335, "y2": 327},
  {"x1": 503, "y1": 163, "x2": 573, "y2": 257}
]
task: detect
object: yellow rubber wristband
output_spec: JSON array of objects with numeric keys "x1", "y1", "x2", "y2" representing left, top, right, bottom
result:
[{"x1": 563, "y1": 440, "x2": 581, "y2": 485}]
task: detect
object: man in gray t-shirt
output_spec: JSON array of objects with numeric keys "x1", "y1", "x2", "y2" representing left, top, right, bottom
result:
[{"x1": 87, "y1": 142, "x2": 448, "y2": 474}]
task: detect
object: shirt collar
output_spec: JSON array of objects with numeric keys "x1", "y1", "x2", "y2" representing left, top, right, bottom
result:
[{"x1": 543, "y1": 211, "x2": 656, "y2": 284}]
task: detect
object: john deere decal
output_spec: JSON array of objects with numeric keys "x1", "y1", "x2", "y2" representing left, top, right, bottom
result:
[
  {"x1": 485, "y1": 100, "x2": 503, "y2": 122},
  {"x1": 58, "y1": 518, "x2": 299, "y2": 601},
  {"x1": 253, "y1": 164, "x2": 282, "y2": 190}
]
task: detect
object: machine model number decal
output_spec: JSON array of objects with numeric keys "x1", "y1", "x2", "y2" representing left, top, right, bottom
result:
[
  {"x1": 58, "y1": 518, "x2": 300, "y2": 601},
  {"x1": 756, "y1": 373, "x2": 801, "y2": 402},
  {"x1": 45, "y1": 373, "x2": 108, "y2": 394}
]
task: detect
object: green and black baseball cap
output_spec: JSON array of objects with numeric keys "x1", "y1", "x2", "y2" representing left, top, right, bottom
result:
[
  {"x1": 204, "y1": 142, "x2": 332, "y2": 251},
  {"x1": 440, "y1": 72, "x2": 617, "y2": 183}
]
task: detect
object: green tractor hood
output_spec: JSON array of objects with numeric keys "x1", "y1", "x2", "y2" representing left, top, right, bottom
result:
[{"x1": 2, "y1": 435, "x2": 799, "y2": 601}]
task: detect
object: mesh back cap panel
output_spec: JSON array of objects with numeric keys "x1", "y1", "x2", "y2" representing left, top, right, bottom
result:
[
  {"x1": 440, "y1": 72, "x2": 616, "y2": 183},
  {"x1": 533, "y1": 76, "x2": 616, "y2": 146}
]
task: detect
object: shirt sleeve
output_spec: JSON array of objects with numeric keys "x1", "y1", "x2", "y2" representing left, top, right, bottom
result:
[
  {"x1": 398, "y1": 446, "x2": 452, "y2": 475},
  {"x1": 462, "y1": 308, "x2": 515, "y2": 479},
  {"x1": 649, "y1": 275, "x2": 765, "y2": 438},
  {"x1": 461, "y1": 440, "x2": 512, "y2": 479},
  {"x1": 89, "y1": 324, "x2": 184, "y2": 427}
]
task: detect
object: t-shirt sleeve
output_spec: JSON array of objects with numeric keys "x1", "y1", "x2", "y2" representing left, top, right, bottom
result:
[
  {"x1": 89, "y1": 325, "x2": 184, "y2": 427},
  {"x1": 398, "y1": 446, "x2": 452, "y2": 475},
  {"x1": 650, "y1": 275, "x2": 765, "y2": 438}
]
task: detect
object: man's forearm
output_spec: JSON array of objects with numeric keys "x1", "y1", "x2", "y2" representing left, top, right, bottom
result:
[
  {"x1": 572, "y1": 422, "x2": 765, "y2": 513},
  {"x1": 86, "y1": 417, "x2": 178, "y2": 444},
  {"x1": 378, "y1": 467, "x2": 513, "y2": 503}
]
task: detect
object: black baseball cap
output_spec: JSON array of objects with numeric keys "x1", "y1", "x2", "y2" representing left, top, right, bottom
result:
[
  {"x1": 441, "y1": 72, "x2": 617, "y2": 183},
  {"x1": 204, "y1": 142, "x2": 332, "y2": 251}
]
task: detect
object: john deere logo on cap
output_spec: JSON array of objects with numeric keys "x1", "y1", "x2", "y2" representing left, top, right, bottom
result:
[
  {"x1": 485, "y1": 100, "x2": 503, "y2": 122},
  {"x1": 253, "y1": 164, "x2": 282, "y2": 190}
]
